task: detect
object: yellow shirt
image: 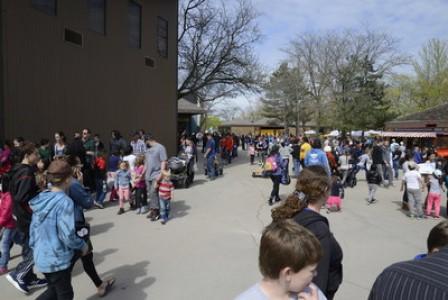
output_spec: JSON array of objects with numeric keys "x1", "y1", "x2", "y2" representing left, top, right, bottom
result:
[{"x1": 300, "y1": 142, "x2": 311, "y2": 160}]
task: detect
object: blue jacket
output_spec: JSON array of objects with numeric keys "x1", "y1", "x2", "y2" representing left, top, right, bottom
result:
[
  {"x1": 305, "y1": 148, "x2": 331, "y2": 175},
  {"x1": 68, "y1": 179, "x2": 93, "y2": 226},
  {"x1": 115, "y1": 169, "x2": 131, "y2": 188},
  {"x1": 29, "y1": 190, "x2": 86, "y2": 273}
]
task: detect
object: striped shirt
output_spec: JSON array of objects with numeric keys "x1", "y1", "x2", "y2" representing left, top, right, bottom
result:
[
  {"x1": 158, "y1": 179, "x2": 174, "y2": 200},
  {"x1": 130, "y1": 139, "x2": 146, "y2": 155},
  {"x1": 368, "y1": 246, "x2": 448, "y2": 300}
]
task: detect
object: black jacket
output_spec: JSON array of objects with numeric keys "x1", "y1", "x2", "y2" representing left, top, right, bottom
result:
[
  {"x1": 372, "y1": 146, "x2": 384, "y2": 165},
  {"x1": 9, "y1": 164, "x2": 39, "y2": 235},
  {"x1": 294, "y1": 209, "x2": 343, "y2": 300}
]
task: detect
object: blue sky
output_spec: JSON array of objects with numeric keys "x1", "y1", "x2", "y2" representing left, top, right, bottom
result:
[
  {"x1": 216, "y1": 0, "x2": 448, "y2": 112},
  {"x1": 254, "y1": 0, "x2": 448, "y2": 70},
  {"x1": 253, "y1": 0, "x2": 448, "y2": 70}
]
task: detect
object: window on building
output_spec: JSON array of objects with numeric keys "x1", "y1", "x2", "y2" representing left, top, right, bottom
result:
[
  {"x1": 128, "y1": 1, "x2": 142, "y2": 49},
  {"x1": 32, "y1": 0, "x2": 57, "y2": 16},
  {"x1": 64, "y1": 28, "x2": 83, "y2": 47},
  {"x1": 157, "y1": 17, "x2": 168, "y2": 58},
  {"x1": 88, "y1": 0, "x2": 106, "y2": 35}
]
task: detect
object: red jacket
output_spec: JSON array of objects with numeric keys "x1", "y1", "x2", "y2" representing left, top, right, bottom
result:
[
  {"x1": 0, "y1": 192, "x2": 16, "y2": 229},
  {"x1": 225, "y1": 137, "x2": 234, "y2": 151}
]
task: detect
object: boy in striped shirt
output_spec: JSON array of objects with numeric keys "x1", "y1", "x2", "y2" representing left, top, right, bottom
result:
[{"x1": 158, "y1": 170, "x2": 174, "y2": 224}]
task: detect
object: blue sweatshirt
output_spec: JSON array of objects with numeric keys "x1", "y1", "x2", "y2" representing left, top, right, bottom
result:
[
  {"x1": 68, "y1": 179, "x2": 93, "y2": 226},
  {"x1": 29, "y1": 190, "x2": 86, "y2": 273},
  {"x1": 305, "y1": 148, "x2": 331, "y2": 175}
]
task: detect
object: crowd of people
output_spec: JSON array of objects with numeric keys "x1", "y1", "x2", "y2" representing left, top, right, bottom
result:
[
  {"x1": 0, "y1": 128, "x2": 172, "y2": 298},
  {"x1": 1, "y1": 127, "x2": 448, "y2": 299},
  {"x1": 236, "y1": 164, "x2": 448, "y2": 300}
]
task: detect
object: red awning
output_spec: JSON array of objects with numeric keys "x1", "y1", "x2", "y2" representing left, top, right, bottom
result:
[{"x1": 381, "y1": 131, "x2": 437, "y2": 138}]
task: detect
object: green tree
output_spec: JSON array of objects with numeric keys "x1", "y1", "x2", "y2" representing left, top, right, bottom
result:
[{"x1": 413, "y1": 38, "x2": 448, "y2": 109}]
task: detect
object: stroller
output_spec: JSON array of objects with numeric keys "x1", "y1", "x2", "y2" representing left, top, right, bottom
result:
[
  {"x1": 252, "y1": 160, "x2": 269, "y2": 178},
  {"x1": 168, "y1": 153, "x2": 195, "y2": 188}
]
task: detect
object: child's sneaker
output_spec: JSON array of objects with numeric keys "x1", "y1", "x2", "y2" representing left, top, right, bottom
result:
[
  {"x1": 141, "y1": 206, "x2": 149, "y2": 214},
  {"x1": 161, "y1": 218, "x2": 167, "y2": 225},
  {"x1": 117, "y1": 208, "x2": 125, "y2": 215},
  {"x1": 6, "y1": 273, "x2": 29, "y2": 294},
  {"x1": 135, "y1": 208, "x2": 142, "y2": 215},
  {"x1": 0, "y1": 267, "x2": 8, "y2": 275}
]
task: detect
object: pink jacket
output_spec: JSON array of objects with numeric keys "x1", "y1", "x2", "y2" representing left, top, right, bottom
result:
[{"x1": 0, "y1": 192, "x2": 16, "y2": 229}]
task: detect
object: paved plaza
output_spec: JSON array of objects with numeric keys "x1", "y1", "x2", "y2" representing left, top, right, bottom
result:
[{"x1": 1, "y1": 152, "x2": 445, "y2": 300}]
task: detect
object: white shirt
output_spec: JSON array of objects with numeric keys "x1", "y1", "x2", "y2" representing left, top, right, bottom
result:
[
  {"x1": 123, "y1": 154, "x2": 136, "y2": 173},
  {"x1": 403, "y1": 170, "x2": 421, "y2": 190}
]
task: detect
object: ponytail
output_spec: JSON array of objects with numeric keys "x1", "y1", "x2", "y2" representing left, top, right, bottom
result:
[{"x1": 271, "y1": 165, "x2": 330, "y2": 222}]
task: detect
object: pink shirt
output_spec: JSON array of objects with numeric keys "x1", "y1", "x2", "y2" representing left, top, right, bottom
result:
[{"x1": 133, "y1": 165, "x2": 146, "y2": 189}]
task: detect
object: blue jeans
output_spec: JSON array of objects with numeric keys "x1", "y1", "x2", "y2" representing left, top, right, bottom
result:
[
  {"x1": 95, "y1": 179, "x2": 106, "y2": 204},
  {"x1": 393, "y1": 160, "x2": 400, "y2": 179},
  {"x1": 293, "y1": 158, "x2": 301, "y2": 177},
  {"x1": 0, "y1": 228, "x2": 23, "y2": 268},
  {"x1": 159, "y1": 198, "x2": 171, "y2": 220},
  {"x1": 207, "y1": 155, "x2": 216, "y2": 178}
]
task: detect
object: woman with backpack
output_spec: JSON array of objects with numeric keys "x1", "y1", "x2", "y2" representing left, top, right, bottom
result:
[{"x1": 265, "y1": 145, "x2": 283, "y2": 206}]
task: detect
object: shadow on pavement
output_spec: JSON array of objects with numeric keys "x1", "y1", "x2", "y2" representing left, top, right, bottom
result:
[
  {"x1": 72, "y1": 248, "x2": 119, "y2": 277},
  {"x1": 85, "y1": 261, "x2": 154, "y2": 300},
  {"x1": 189, "y1": 179, "x2": 207, "y2": 187},
  {"x1": 90, "y1": 222, "x2": 115, "y2": 236},
  {"x1": 171, "y1": 200, "x2": 191, "y2": 220}
]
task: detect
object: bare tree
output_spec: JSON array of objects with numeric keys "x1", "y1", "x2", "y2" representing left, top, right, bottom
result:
[
  {"x1": 178, "y1": 0, "x2": 262, "y2": 103},
  {"x1": 288, "y1": 29, "x2": 408, "y2": 131}
]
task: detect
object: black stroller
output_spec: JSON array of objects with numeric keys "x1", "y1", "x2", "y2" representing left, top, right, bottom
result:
[{"x1": 168, "y1": 153, "x2": 195, "y2": 188}]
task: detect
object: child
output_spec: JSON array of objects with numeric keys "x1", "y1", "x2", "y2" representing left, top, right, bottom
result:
[
  {"x1": 133, "y1": 155, "x2": 148, "y2": 214},
  {"x1": 327, "y1": 175, "x2": 344, "y2": 213},
  {"x1": 35, "y1": 159, "x2": 49, "y2": 191},
  {"x1": 115, "y1": 161, "x2": 132, "y2": 215},
  {"x1": 248, "y1": 143, "x2": 255, "y2": 165},
  {"x1": 93, "y1": 152, "x2": 107, "y2": 209},
  {"x1": 426, "y1": 169, "x2": 445, "y2": 218},
  {"x1": 0, "y1": 175, "x2": 23, "y2": 275},
  {"x1": 415, "y1": 220, "x2": 448, "y2": 260},
  {"x1": 107, "y1": 151, "x2": 120, "y2": 202},
  {"x1": 29, "y1": 160, "x2": 89, "y2": 299},
  {"x1": 158, "y1": 170, "x2": 174, "y2": 224},
  {"x1": 235, "y1": 220, "x2": 326, "y2": 300},
  {"x1": 366, "y1": 164, "x2": 382, "y2": 204}
]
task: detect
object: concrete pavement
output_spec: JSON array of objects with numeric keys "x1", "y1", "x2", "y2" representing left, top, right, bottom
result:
[{"x1": 1, "y1": 151, "x2": 445, "y2": 299}]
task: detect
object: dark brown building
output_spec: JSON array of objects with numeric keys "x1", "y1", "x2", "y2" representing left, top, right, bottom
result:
[{"x1": 0, "y1": 0, "x2": 178, "y2": 154}]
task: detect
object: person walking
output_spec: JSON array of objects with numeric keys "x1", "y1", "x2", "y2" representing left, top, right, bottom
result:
[
  {"x1": 304, "y1": 139, "x2": 331, "y2": 176},
  {"x1": 65, "y1": 156, "x2": 115, "y2": 297},
  {"x1": 30, "y1": 160, "x2": 90, "y2": 300},
  {"x1": 6, "y1": 142, "x2": 47, "y2": 294},
  {"x1": 401, "y1": 162, "x2": 425, "y2": 219},
  {"x1": 144, "y1": 134, "x2": 168, "y2": 221},
  {"x1": 372, "y1": 140, "x2": 385, "y2": 186},
  {"x1": 266, "y1": 145, "x2": 283, "y2": 206},
  {"x1": 204, "y1": 133, "x2": 216, "y2": 180}
]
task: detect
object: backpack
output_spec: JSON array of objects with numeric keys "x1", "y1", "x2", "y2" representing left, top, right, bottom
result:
[{"x1": 264, "y1": 156, "x2": 278, "y2": 172}]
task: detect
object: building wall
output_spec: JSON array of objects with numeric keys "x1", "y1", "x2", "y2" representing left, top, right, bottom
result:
[{"x1": 1, "y1": 0, "x2": 178, "y2": 154}]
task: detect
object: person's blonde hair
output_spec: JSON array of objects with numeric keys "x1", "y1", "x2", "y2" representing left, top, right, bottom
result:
[{"x1": 259, "y1": 220, "x2": 322, "y2": 279}]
